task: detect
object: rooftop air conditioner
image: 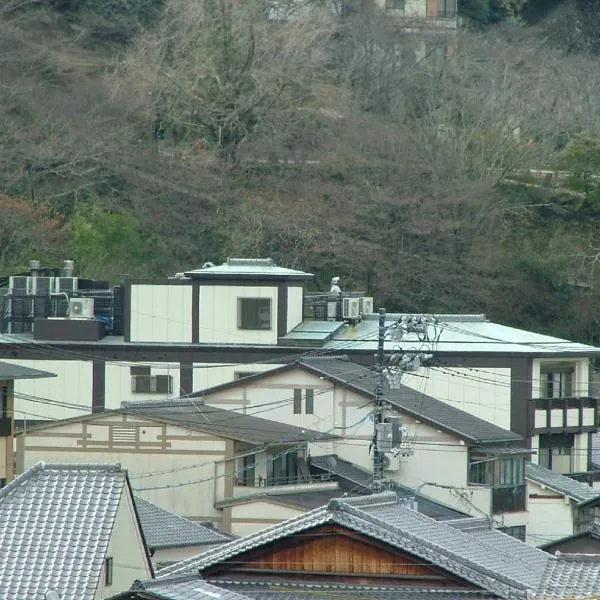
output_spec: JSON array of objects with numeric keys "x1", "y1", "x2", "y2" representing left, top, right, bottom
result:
[
  {"x1": 342, "y1": 297, "x2": 360, "y2": 320},
  {"x1": 54, "y1": 277, "x2": 78, "y2": 294},
  {"x1": 382, "y1": 453, "x2": 400, "y2": 472},
  {"x1": 359, "y1": 296, "x2": 374, "y2": 315},
  {"x1": 69, "y1": 297, "x2": 94, "y2": 319}
]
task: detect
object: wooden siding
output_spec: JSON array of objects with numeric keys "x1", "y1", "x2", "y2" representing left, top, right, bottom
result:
[{"x1": 204, "y1": 525, "x2": 473, "y2": 587}]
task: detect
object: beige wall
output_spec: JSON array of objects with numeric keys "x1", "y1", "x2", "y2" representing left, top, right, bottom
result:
[
  {"x1": 130, "y1": 284, "x2": 193, "y2": 343},
  {"x1": 94, "y1": 486, "x2": 152, "y2": 600},
  {"x1": 229, "y1": 499, "x2": 304, "y2": 537},
  {"x1": 17, "y1": 413, "x2": 228, "y2": 522},
  {"x1": 5, "y1": 359, "x2": 92, "y2": 421},
  {"x1": 192, "y1": 362, "x2": 286, "y2": 392},
  {"x1": 527, "y1": 480, "x2": 574, "y2": 546},
  {"x1": 198, "y1": 285, "x2": 278, "y2": 345},
  {"x1": 287, "y1": 286, "x2": 304, "y2": 332},
  {"x1": 402, "y1": 367, "x2": 512, "y2": 431}
]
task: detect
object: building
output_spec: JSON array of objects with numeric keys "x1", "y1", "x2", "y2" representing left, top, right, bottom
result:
[
  {"x1": 1, "y1": 257, "x2": 599, "y2": 476},
  {"x1": 525, "y1": 461, "x2": 600, "y2": 547},
  {"x1": 14, "y1": 402, "x2": 334, "y2": 533},
  {"x1": 0, "y1": 361, "x2": 55, "y2": 484},
  {"x1": 191, "y1": 355, "x2": 531, "y2": 530},
  {"x1": 119, "y1": 491, "x2": 557, "y2": 600},
  {"x1": 134, "y1": 495, "x2": 234, "y2": 569},
  {"x1": 0, "y1": 461, "x2": 152, "y2": 600}
]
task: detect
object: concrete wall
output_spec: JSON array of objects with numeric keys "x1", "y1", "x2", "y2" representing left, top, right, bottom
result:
[
  {"x1": 130, "y1": 284, "x2": 193, "y2": 343},
  {"x1": 229, "y1": 499, "x2": 304, "y2": 537},
  {"x1": 198, "y1": 285, "x2": 278, "y2": 345},
  {"x1": 5, "y1": 359, "x2": 93, "y2": 421}
]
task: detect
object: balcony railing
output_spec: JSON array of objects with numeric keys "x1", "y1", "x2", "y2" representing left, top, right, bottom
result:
[
  {"x1": 236, "y1": 472, "x2": 332, "y2": 488},
  {"x1": 529, "y1": 396, "x2": 599, "y2": 435}
]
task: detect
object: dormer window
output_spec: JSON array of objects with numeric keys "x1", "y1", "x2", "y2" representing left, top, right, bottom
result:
[{"x1": 237, "y1": 298, "x2": 272, "y2": 330}]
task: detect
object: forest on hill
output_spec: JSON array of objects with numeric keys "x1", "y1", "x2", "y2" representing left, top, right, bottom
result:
[{"x1": 2, "y1": 0, "x2": 600, "y2": 344}]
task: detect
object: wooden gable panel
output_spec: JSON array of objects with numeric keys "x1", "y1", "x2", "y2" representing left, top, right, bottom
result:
[{"x1": 204, "y1": 524, "x2": 475, "y2": 587}]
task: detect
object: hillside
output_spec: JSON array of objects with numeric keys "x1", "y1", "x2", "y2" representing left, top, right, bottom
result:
[{"x1": 2, "y1": 0, "x2": 600, "y2": 344}]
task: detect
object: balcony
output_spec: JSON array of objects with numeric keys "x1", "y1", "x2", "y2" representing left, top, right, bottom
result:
[{"x1": 529, "y1": 396, "x2": 599, "y2": 435}]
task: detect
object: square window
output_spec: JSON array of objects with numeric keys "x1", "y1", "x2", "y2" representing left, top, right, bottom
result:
[
  {"x1": 293, "y1": 389, "x2": 302, "y2": 414},
  {"x1": 305, "y1": 389, "x2": 314, "y2": 414},
  {"x1": 238, "y1": 298, "x2": 272, "y2": 330}
]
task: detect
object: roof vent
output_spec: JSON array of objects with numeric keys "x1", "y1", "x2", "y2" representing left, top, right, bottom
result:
[{"x1": 227, "y1": 258, "x2": 276, "y2": 267}]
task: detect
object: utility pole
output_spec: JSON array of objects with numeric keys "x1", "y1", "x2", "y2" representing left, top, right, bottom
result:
[{"x1": 373, "y1": 307, "x2": 386, "y2": 491}]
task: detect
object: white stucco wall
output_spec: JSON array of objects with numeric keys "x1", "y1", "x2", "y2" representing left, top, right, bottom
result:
[
  {"x1": 287, "y1": 286, "x2": 304, "y2": 333},
  {"x1": 229, "y1": 499, "x2": 304, "y2": 537},
  {"x1": 527, "y1": 480, "x2": 574, "y2": 546},
  {"x1": 192, "y1": 363, "x2": 286, "y2": 392},
  {"x1": 5, "y1": 359, "x2": 92, "y2": 421},
  {"x1": 198, "y1": 285, "x2": 278, "y2": 344},
  {"x1": 402, "y1": 367, "x2": 512, "y2": 431},
  {"x1": 94, "y1": 486, "x2": 151, "y2": 600},
  {"x1": 129, "y1": 284, "x2": 193, "y2": 343},
  {"x1": 105, "y1": 362, "x2": 181, "y2": 409}
]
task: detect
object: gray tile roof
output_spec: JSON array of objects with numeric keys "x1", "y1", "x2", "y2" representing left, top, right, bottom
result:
[
  {"x1": 525, "y1": 462, "x2": 600, "y2": 504},
  {"x1": 298, "y1": 357, "x2": 523, "y2": 445},
  {"x1": 134, "y1": 496, "x2": 233, "y2": 550},
  {"x1": 157, "y1": 491, "x2": 551, "y2": 599},
  {"x1": 309, "y1": 454, "x2": 469, "y2": 520},
  {"x1": 537, "y1": 554, "x2": 600, "y2": 599},
  {"x1": 120, "y1": 399, "x2": 333, "y2": 445},
  {"x1": 0, "y1": 361, "x2": 56, "y2": 380},
  {"x1": 214, "y1": 580, "x2": 501, "y2": 600},
  {"x1": 128, "y1": 574, "x2": 253, "y2": 600},
  {"x1": 0, "y1": 461, "x2": 134, "y2": 600}
]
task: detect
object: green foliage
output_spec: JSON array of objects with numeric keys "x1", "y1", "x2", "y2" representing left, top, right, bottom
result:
[{"x1": 69, "y1": 202, "x2": 163, "y2": 282}]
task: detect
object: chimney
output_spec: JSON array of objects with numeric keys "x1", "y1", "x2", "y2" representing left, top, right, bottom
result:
[
  {"x1": 63, "y1": 260, "x2": 75, "y2": 277},
  {"x1": 30, "y1": 260, "x2": 40, "y2": 278}
]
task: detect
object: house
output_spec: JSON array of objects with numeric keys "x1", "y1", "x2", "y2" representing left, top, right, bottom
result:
[
  {"x1": 539, "y1": 521, "x2": 600, "y2": 555},
  {"x1": 0, "y1": 461, "x2": 152, "y2": 600},
  {"x1": 525, "y1": 461, "x2": 600, "y2": 547},
  {"x1": 1, "y1": 257, "x2": 599, "y2": 477},
  {"x1": 14, "y1": 402, "x2": 335, "y2": 533},
  {"x1": 120, "y1": 491, "x2": 556, "y2": 600},
  {"x1": 0, "y1": 360, "x2": 55, "y2": 484},
  {"x1": 191, "y1": 355, "x2": 531, "y2": 531},
  {"x1": 133, "y1": 495, "x2": 234, "y2": 569}
]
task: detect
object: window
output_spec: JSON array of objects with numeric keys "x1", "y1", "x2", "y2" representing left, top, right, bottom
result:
[
  {"x1": 438, "y1": 0, "x2": 456, "y2": 18},
  {"x1": 293, "y1": 389, "x2": 302, "y2": 414},
  {"x1": 293, "y1": 389, "x2": 314, "y2": 414},
  {"x1": 305, "y1": 389, "x2": 314, "y2": 415},
  {"x1": 237, "y1": 454, "x2": 256, "y2": 487},
  {"x1": 468, "y1": 453, "x2": 525, "y2": 487},
  {"x1": 237, "y1": 298, "x2": 272, "y2": 330},
  {"x1": 499, "y1": 525, "x2": 526, "y2": 542},
  {"x1": 541, "y1": 366, "x2": 573, "y2": 398},
  {"x1": 268, "y1": 451, "x2": 298, "y2": 486},
  {"x1": 539, "y1": 434, "x2": 574, "y2": 473},
  {"x1": 492, "y1": 485, "x2": 526, "y2": 514},
  {"x1": 105, "y1": 557, "x2": 113, "y2": 586},
  {"x1": 130, "y1": 367, "x2": 173, "y2": 394}
]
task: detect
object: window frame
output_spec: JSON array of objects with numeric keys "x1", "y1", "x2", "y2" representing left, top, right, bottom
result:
[
  {"x1": 105, "y1": 556, "x2": 113, "y2": 586},
  {"x1": 237, "y1": 297, "x2": 272, "y2": 331}
]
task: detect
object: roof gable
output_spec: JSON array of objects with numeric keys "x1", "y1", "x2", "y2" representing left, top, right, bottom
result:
[
  {"x1": 0, "y1": 461, "x2": 143, "y2": 600},
  {"x1": 525, "y1": 462, "x2": 600, "y2": 504},
  {"x1": 157, "y1": 492, "x2": 550, "y2": 599}
]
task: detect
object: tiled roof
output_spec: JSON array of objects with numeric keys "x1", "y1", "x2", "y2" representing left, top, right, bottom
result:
[
  {"x1": 0, "y1": 462, "x2": 128, "y2": 600},
  {"x1": 0, "y1": 361, "x2": 56, "y2": 380},
  {"x1": 120, "y1": 399, "x2": 333, "y2": 445},
  {"x1": 298, "y1": 357, "x2": 522, "y2": 445},
  {"x1": 157, "y1": 491, "x2": 550, "y2": 599},
  {"x1": 134, "y1": 496, "x2": 233, "y2": 549},
  {"x1": 525, "y1": 462, "x2": 600, "y2": 504},
  {"x1": 309, "y1": 454, "x2": 468, "y2": 521},
  {"x1": 214, "y1": 580, "x2": 501, "y2": 600},
  {"x1": 537, "y1": 554, "x2": 600, "y2": 599},
  {"x1": 128, "y1": 574, "x2": 253, "y2": 600}
]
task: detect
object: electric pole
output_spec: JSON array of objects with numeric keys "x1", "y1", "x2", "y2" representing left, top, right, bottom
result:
[{"x1": 373, "y1": 307, "x2": 386, "y2": 491}]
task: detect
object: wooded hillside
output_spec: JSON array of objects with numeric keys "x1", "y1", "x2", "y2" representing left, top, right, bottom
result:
[{"x1": 2, "y1": 0, "x2": 600, "y2": 343}]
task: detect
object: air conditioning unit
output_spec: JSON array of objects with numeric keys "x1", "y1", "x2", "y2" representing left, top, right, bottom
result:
[
  {"x1": 359, "y1": 296, "x2": 374, "y2": 315},
  {"x1": 54, "y1": 277, "x2": 78, "y2": 294},
  {"x1": 27, "y1": 276, "x2": 52, "y2": 296},
  {"x1": 342, "y1": 297, "x2": 360, "y2": 320},
  {"x1": 8, "y1": 276, "x2": 28, "y2": 294},
  {"x1": 382, "y1": 453, "x2": 400, "y2": 472},
  {"x1": 69, "y1": 297, "x2": 94, "y2": 319}
]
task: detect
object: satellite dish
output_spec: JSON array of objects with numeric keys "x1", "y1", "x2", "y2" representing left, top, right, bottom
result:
[{"x1": 45, "y1": 591, "x2": 61, "y2": 600}]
